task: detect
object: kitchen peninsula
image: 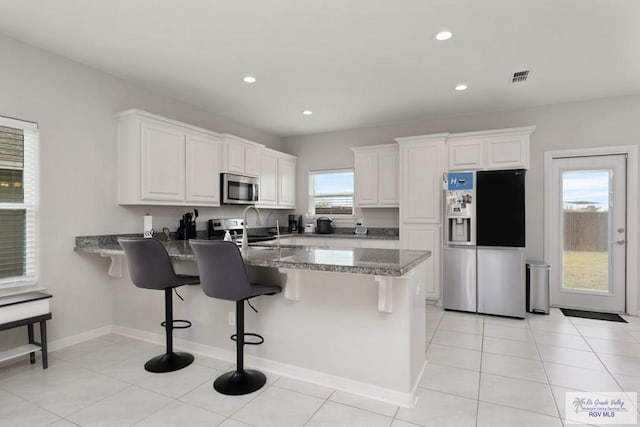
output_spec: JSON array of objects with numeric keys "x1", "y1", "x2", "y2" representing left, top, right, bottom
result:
[{"x1": 75, "y1": 236, "x2": 430, "y2": 406}]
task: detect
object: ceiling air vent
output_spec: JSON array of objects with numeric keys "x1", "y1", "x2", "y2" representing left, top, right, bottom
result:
[{"x1": 511, "y1": 70, "x2": 530, "y2": 83}]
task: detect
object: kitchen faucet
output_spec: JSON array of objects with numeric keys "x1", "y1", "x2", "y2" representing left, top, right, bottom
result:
[{"x1": 241, "y1": 205, "x2": 263, "y2": 251}]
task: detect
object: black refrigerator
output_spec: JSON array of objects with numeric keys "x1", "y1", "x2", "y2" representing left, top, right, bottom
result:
[{"x1": 476, "y1": 169, "x2": 526, "y2": 318}]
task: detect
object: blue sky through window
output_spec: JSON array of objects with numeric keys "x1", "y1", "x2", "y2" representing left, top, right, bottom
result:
[
  {"x1": 563, "y1": 170, "x2": 609, "y2": 211},
  {"x1": 314, "y1": 171, "x2": 353, "y2": 195}
]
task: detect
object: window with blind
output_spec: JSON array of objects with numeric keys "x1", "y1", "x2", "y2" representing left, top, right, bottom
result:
[
  {"x1": 308, "y1": 169, "x2": 354, "y2": 216},
  {"x1": 0, "y1": 117, "x2": 38, "y2": 287}
]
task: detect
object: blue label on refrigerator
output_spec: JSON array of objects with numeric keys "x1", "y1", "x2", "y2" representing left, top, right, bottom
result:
[{"x1": 448, "y1": 172, "x2": 474, "y2": 190}]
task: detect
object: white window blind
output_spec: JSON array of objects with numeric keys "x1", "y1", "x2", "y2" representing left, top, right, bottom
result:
[
  {"x1": 0, "y1": 116, "x2": 38, "y2": 287},
  {"x1": 308, "y1": 169, "x2": 354, "y2": 216}
]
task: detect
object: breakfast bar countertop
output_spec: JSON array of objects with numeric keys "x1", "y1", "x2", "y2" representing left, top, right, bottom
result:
[{"x1": 74, "y1": 235, "x2": 429, "y2": 277}]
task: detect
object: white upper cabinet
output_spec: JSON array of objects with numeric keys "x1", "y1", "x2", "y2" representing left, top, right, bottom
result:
[
  {"x1": 278, "y1": 156, "x2": 296, "y2": 208},
  {"x1": 186, "y1": 134, "x2": 221, "y2": 205},
  {"x1": 351, "y1": 144, "x2": 399, "y2": 207},
  {"x1": 221, "y1": 134, "x2": 263, "y2": 177},
  {"x1": 447, "y1": 126, "x2": 535, "y2": 171},
  {"x1": 257, "y1": 148, "x2": 296, "y2": 209},
  {"x1": 485, "y1": 132, "x2": 530, "y2": 169},
  {"x1": 140, "y1": 120, "x2": 186, "y2": 202},
  {"x1": 396, "y1": 135, "x2": 446, "y2": 224},
  {"x1": 117, "y1": 109, "x2": 222, "y2": 207},
  {"x1": 447, "y1": 139, "x2": 484, "y2": 170},
  {"x1": 258, "y1": 150, "x2": 278, "y2": 206}
]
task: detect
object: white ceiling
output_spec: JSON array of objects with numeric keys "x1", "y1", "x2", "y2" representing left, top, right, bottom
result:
[{"x1": 0, "y1": 1, "x2": 639, "y2": 137}]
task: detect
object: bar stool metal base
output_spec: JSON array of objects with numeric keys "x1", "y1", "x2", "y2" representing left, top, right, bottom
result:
[
  {"x1": 214, "y1": 369, "x2": 266, "y2": 395},
  {"x1": 144, "y1": 352, "x2": 194, "y2": 373}
]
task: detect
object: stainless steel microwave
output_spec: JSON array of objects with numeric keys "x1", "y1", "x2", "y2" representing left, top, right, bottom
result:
[{"x1": 221, "y1": 173, "x2": 259, "y2": 204}]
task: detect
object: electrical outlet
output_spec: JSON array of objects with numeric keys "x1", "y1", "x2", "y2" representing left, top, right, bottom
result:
[{"x1": 228, "y1": 312, "x2": 235, "y2": 326}]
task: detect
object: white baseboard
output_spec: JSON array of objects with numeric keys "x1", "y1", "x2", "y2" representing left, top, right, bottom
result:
[
  {"x1": 48, "y1": 325, "x2": 112, "y2": 352},
  {"x1": 111, "y1": 324, "x2": 418, "y2": 407}
]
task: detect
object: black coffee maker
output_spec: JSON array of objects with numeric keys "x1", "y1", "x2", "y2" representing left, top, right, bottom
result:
[
  {"x1": 288, "y1": 214, "x2": 298, "y2": 232},
  {"x1": 177, "y1": 209, "x2": 198, "y2": 240}
]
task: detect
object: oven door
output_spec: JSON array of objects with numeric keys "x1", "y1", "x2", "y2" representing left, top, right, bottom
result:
[{"x1": 222, "y1": 173, "x2": 259, "y2": 204}]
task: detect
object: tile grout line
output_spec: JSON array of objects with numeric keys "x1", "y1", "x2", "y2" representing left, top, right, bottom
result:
[
  {"x1": 527, "y1": 312, "x2": 565, "y2": 425},
  {"x1": 474, "y1": 314, "x2": 485, "y2": 427},
  {"x1": 566, "y1": 315, "x2": 640, "y2": 410}
]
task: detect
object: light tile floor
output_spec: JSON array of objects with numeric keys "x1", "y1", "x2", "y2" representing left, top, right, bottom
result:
[{"x1": 1, "y1": 305, "x2": 640, "y2": 426}]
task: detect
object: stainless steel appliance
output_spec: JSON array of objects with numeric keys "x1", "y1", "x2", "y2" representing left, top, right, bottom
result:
[
  {"x1": 207, "y1": 218, "x2": 275, "y2": 243},
  {"x1": 443, "y1": 172, "x2": 477, "y2": 313},
  {"x1": 221, "y1": 173, "x2": 259, "y2": 204},
  {"x1": 443, "y1": 169, "x2": 526, "y2": 318}
]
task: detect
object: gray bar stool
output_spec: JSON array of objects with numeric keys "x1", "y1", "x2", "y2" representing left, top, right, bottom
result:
[
  {"x1": 118, "y1": 238, "x2": 198, "y2": 373},
  {"x1": 190, "y1": 240, "x2": 281, "y2": 395}
]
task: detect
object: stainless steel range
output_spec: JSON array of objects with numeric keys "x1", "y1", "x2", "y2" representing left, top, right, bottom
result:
[{"x1": 207, "y1": 218, "x2": 276, "y2": 243}]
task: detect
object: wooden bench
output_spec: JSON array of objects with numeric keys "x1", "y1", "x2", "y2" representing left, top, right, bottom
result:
[{"x1": 0, "y1": 292, "x2": 52, "y2": 369}]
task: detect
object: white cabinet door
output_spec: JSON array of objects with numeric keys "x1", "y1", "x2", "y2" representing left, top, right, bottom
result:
[
  {"x1": 360, "y1": 239, "x2": 399, "y2": 249},
  {"x1": 185, "y1": 134, "x2": 221, "y2": 205},
  {"x1": 353, "y1": 145, "x2": 399, "y2": 208},
  {"x1": 448, "y1": 139, "x2": 484, "y2": 170},
  {"x1": 278, "y1": 157, "x2": 296, "y2": 208},
  {"x1": 245, "y1": 144, "x2": 262, "y2": 177},
  {"x1": 377, "y1": 147, "x2": 399, "y2": 206},
  {"x1": 401, "y1": 224, "x2": 441, "y2": 300},
  {"x1": 400, "y1": 140, "x2": 444, "y2": 223},
  {"x1": 226, "y1": 142, "x2": 246, "y2": 175},
  {"x1": 295, "y1": 237, "x2": 327, "y2": 246},
  {"x1": 141, "y1": 121, "x2": 185, "y2": 202},
  {"x1": 258, "y1": 150, "x2": 278, "y2": 207},
  {"x1": 485, "y1": 133, "x2": 529, "y2": 170},
  {"x1": 354, "y1": 151, "x2": 379, "y2": 206},
  {"x1": 325, "y1": 238, "x2": 356, "y2": 248}
]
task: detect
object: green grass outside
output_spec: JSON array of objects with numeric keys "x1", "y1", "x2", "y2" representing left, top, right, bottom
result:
[{"x1": 563, "y1": 250, "x2": 609, "y2": 291}]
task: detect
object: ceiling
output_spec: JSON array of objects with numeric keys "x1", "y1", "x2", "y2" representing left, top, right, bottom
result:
[{"x1": 0, "y1": 1, "x2": 638, "y2": 137}]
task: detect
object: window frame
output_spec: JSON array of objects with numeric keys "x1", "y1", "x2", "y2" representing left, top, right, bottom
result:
[
  {"x1": 0, "y1": 115, "x2": 39, "y2": 288},
  {"x1": 307, "y1": 168, "x2": 355, "y2": 218}
]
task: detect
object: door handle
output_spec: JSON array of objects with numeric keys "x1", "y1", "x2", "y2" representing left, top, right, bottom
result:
[
  {"x1": 617, "y1": 228, "x2": 625, "y2": 233},
  {"x1": 616, "y1": 239, "x2": 626, "y2": 245}
]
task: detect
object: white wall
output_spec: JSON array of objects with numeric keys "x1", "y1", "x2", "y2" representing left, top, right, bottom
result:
[
  {"x1": 284, "y1": 94, "x2": 640, "y2": 304},
  {"x1": 0, "y1": 33, "x2": 286, "y2": 349}
]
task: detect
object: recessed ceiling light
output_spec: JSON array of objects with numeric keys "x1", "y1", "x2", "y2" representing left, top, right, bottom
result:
[
  {"x1": 302, "y1": 110, "x2": 313, "y2": 116},
  {"x1": 435, "y1": 31, "x2": 453, "y2": 41},
  {"x1": 455, "y1": 84, "x2": 468, "y2": 91},
  {"x1": 243, "y1": 75, "x2": 257, "y2": 83}
]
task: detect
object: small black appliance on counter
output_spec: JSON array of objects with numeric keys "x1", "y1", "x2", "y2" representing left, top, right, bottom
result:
[
  {"x1": 288, "y1": 214, "x2": 298, "y2": 232},
  {"x1": 316, "y1": 217, "x2": 335, "y2": 234}
]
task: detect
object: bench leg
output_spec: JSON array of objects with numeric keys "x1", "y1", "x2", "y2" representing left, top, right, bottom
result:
[
  {"x1": 27, "y1": 323, "x2": 35, "y2": 364},
  {"x1": 40, "y1": 320, "x2": 48, "y2": 369}
]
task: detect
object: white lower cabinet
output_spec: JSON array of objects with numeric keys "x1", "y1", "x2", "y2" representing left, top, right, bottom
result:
[
  {"x1": 287, "y1": 237, "x2": 399, "y2": 249},
  {"x1": 401, "y1": 224, "x2": 441, "y2": 301},
  {"x1": 359, "y1": 239, "x2": 399, "y2": 249}
]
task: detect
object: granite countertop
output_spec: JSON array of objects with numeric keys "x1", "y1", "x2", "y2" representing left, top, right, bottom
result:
[
  {"x1": 285, "y1": 227, "x2": 399, "y2": 240},
  {"x1": 75, "y1": 235, "x2": 428, "y2": 277}
]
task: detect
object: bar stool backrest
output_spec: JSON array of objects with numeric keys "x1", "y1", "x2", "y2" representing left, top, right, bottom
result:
[
  {"x1": 118, "y1": 238, "x2": 179, "y2": 290},
  {"x1": 190, "y1": 240, "x2": 252, "y2": 301}
]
